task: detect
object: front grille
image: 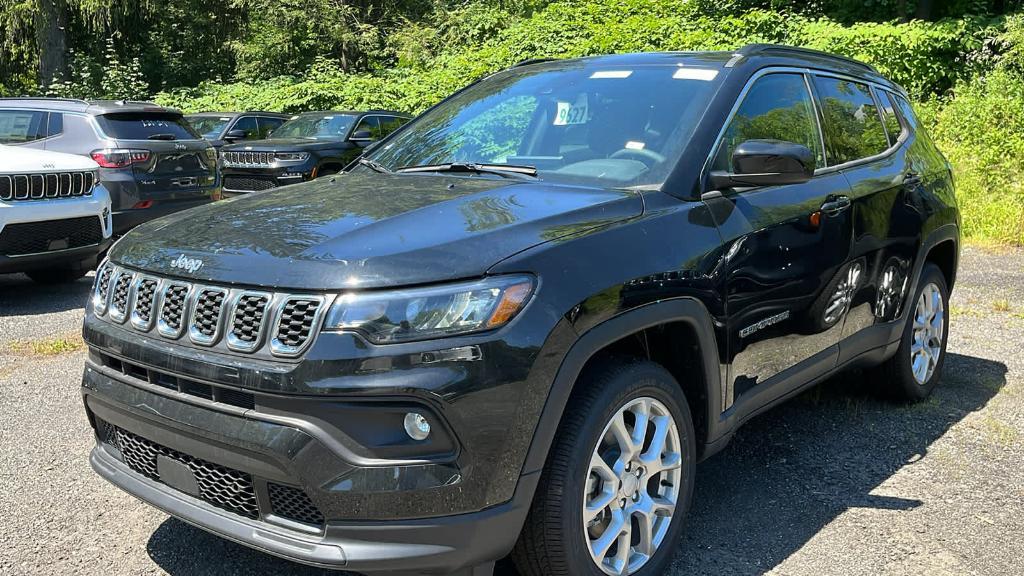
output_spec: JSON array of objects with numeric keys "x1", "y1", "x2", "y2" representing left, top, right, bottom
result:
[
  {"x1": 268, "y1": 482, "x2": 325, "y2": 526},
  {"x1": 0, "y1": 171, "x2": 95, "y2": 201},
  {"x1": 95, "y1": 266, "x2": 328, "y2": 358},
  {"x1": 222, "y1": 151, "x2": 274, "y2": 167},
  {"x1": 0, "y1": 215, "x2": 103, "y2": 256},
  {"x1": 276, "y1": 298, "x2": 322, "y2": 348},
  {"x1": 100, "y1": 421, "x2": 259, "y2": 519},
  {"x1": 223, "y1": 176, "x2": 278, "y2": 192}
]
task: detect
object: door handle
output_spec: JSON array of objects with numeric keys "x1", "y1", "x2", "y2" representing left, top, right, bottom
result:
[
  {"x1": 820, "y1": 195, "x2": 851, "y2": 216},
  {"x1": 904, "y1": 171, "x2": 922, "y2": 187}
]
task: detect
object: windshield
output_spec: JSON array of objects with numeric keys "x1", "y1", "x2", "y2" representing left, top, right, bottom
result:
[
  {"x1": 272, "y1": 113, "x2": 357, "y2": 139},
  {"x1": 187, "y1": 115, "x2": 231, "y2": 139},
  {"x1": 366, "y1": 60, "x2": 723, "y2": 188}
]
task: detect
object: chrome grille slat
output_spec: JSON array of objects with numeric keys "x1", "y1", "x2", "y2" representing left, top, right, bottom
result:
[
  {"x1": 130, "y1": 277, "x2": 161, "y2": 331},
  {"x1": 222, "y1": 151, "x2": 275, "y2": 168},
  {"x1": 226, "y1": 292, "x2": 271, "y2": 352},
  {"x1": 158, "y1": 283, "x2": 192, "y2": 338},
  {"x1": 271, "y1": 296, "x2": 326, "y2": 357},
  {"x1": 0, "y1": 171, "x2": 96, "y2": 202},
  {"x1": 108, "y1": 271, "x2": 135, "y2": 324}
]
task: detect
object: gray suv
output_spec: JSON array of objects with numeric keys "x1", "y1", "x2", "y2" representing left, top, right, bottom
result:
[{"x1": 0, "y1": 98, "x2": 220, "y2": 235}]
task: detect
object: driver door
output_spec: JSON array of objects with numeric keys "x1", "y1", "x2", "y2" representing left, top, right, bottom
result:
[{"x1": 704, "y1": 71, "x2": 855, "y2": 410}]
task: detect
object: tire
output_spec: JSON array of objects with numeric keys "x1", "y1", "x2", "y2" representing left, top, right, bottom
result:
[
  {"x1": 870, "y1": 262, "x2": 949, "y2": 401},
  {"x1": 26, "y1": 267, "x2": 89, "y2": 285},
  {"x1": 512, "y1": 357, "x2": 696, "y2": 576}
]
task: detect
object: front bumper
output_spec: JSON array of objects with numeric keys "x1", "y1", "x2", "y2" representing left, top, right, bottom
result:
[{"x1": 221, "y1": 165, "x2": 315, "y2": 196}]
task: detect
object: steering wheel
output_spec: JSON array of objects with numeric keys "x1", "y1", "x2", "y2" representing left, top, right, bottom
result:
[{"x1": 610, "y1": 147, "x2": 666, "y2": 167}]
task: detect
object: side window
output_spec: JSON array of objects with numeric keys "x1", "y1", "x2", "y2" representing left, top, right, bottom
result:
[
  {"x1": 714, "y1": 73, "x2": 824, "y2": 171},
  {"x1": 257, "y1": 117, "x2": 284, "y2": 139},
  {"x1": 875, "y1": 90, "x2": 903, "y2": 147},
  {"x1": 230, "y1": 116, "x2": 260, "y2": 140},
  {"x1": 378, "y1": 116, "x2": 407, "y2": 137},
  {"x1": 46, "y1": 112, "x2": 63, "y2": 137},
  {"x1": 813, "y1": 76, "x2": 889, "y2": 164},
  {"x1": 352, "y1": 116, "x2": 382, "y2": 140},
  {"x1": 0, "y1": 110, "x2": 49, "y2": 144}
]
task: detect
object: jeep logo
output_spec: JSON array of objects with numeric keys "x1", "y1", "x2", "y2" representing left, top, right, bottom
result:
[{"x1": 170, "y1": 254, "x2": 203, "y2": 274}]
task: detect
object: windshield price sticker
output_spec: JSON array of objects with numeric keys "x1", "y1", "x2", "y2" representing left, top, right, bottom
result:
[{"x1": 554, "y1": 94, "x2": 589, "y2": 126}]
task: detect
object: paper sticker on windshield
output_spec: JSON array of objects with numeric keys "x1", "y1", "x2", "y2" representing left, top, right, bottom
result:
[
  {"x1": 554, "y1": 94, "x2": 589, "y2": 126},
  {"x1": 673, "y1": 68, "x2": 719, "y2": 81}
]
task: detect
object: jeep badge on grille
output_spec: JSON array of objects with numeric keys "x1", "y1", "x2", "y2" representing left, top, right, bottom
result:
[{"x1": 170, "y1": 254, "x2": 204, "y2": 274}]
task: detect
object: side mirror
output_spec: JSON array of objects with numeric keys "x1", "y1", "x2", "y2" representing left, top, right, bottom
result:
[
  {"x1": 350, "y1": 130, "x2": 374, "y2": 141},
  {"x1": 708, "y1": 139, "x2": 815, "y2": 191},
  {"x1": 224, "y1": 129, "x2": 248, "y2": 141}
]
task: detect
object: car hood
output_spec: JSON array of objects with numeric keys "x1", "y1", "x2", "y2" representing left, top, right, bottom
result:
[
  {"x1": 221, "y1": 138, "x2": 343, "y2": 153},
  {"x1": 110, "y1": 171, "x2": 643, "y2": 290},
  {"x1": 0, "y1": 144, "x2": 98, "y2": 172}
]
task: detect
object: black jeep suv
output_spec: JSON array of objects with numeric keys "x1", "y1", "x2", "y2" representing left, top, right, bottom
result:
[
  {"x1": 82, "y1": 45, "x2": 959, "y2": 576},
  {"x1": 185, "y1": 111, "x2": 289, "y2": 149},
  {"x1": 219, "y1": 110, "x2": 410, "y2": 195}
]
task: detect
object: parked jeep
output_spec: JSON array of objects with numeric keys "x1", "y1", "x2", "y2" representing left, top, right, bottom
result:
[
  {"x1": 0, "y1": 144, "x2": 112, "y2": 283},
  {"x1": 82, "y1": 45, "x2": 959, "y2": 576},
  {"x1": 0, "y1": 98, "x2": 220, "y2": 235},
  {"x1": 185, "y1": 111, "x2": 289, "y2": 149},
  {"x1": 218, "y1": 110, "x2": 410, "y2": 195}
]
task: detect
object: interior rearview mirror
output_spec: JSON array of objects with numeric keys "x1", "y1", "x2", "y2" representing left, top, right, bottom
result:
[{"x1": 708, "y1": 139, "x2": 815, "y2": 191}]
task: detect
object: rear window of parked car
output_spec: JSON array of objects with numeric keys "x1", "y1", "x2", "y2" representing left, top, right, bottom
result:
[
  {"x1": 96, "y1": 112, "x2": 199, "y2": 140},
  {"x1": 813, "y1": 76, "x2": 889, "y2": 165}
]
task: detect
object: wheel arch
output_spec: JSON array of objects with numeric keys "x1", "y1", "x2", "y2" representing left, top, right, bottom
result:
[{"x1": 520, "y1": 298, "x2": 722, "y2": 478}]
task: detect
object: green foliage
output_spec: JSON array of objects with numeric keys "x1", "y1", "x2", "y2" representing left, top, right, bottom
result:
[{"x1": 46, "y1": 37, "x2": 149, "y2": 100}]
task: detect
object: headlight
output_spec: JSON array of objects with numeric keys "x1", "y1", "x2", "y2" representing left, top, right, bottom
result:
[
  {"x1": 323, "y1": 275, "x2": 534, "y2": 344},
  {"x1": 275, "y1": 152, "x2": 309, "y2": 162}
]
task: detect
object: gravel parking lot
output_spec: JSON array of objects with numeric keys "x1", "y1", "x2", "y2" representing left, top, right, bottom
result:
[{"x1": 1, "y1": 246, "x2": 1021, "y2": 576}]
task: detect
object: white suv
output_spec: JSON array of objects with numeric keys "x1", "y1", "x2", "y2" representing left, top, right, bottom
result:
[{"x1": 0, "y1": 144, "x2": 112, "y2": 283}]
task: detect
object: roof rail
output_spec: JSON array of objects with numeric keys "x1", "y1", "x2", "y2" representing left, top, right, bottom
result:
[
  {"x1": 0, "y1": 96, "x2": 90, "y2": 104},
  {"x1": 738, "y1": 44, "x2": 878, "y2": 73},
  {"x1": 512, "y1": 58, "x2": 559, "y2": 68}
]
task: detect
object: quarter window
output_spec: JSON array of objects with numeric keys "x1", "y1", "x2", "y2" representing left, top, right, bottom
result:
[
  {"x1": 714, "y1": 73, "x2": 824, "y2": 171},
  {"x1": 813, "y1": 76, "x2": 888, "y2": 165},
  {"x1": 878, "y1": 91, "x2": 904, "y2": 146},
  {"x1": 0, "y1": 110, "x2": 49, "y2": 144}
]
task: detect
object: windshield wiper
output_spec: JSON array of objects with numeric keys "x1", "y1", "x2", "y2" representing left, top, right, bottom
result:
[
  {"x1": 395, "y1": 162, "x2": 538, "y2": 181},
  {"x1": 147, "y1": 133, "x2": 178, "y2": 141},
  {"x1": 357, "y1": 157, "x2": 391, "y2": 173}
]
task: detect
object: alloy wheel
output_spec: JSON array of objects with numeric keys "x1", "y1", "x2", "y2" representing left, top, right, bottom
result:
[
  {"x1": 583, "y1": 397, "x2": 682, "y2": 575},
  {"x1": 910, "y1": 282, "x2": 944, "y2": 385}
]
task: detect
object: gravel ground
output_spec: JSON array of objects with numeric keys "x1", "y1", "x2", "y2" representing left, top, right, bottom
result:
[{"x1": 0, "y1": 246, "x2": 1021, "y2": 576}]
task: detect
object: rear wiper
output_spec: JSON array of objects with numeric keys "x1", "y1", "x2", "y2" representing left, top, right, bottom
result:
[
  {"x1": 147, "y1": 133, "x2": 178, "y2": 141},
  {"x1": 395, "y1": 162, "x2": 538, "y2": 180},
  {"x1": 357, "y1": 157, "x2": 391, "y2": 173}
]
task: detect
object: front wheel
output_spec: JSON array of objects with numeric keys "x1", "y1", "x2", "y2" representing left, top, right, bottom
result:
[
  {"x1": 870, "y1": 262, "x2": 949, "y2": 401},
  {"x1": 512, "y1": 358, "x2": 696, "y2": 576}
]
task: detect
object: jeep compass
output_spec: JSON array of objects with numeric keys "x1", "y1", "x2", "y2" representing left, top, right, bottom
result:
[{"x1": 82, "y1": 45, "x2": 959, "y2": 576}]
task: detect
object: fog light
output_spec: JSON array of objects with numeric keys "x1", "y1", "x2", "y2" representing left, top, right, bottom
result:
[{"x1": 404, "y1": 413, "x2": 431, "y2": 441}]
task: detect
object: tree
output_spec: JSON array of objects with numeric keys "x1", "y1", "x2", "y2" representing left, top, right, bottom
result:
[{"x1": 32, "y1": 0, "x2": 68, "y2": 86}]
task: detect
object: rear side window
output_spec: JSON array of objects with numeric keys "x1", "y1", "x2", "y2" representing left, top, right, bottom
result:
[
  {"x1": 96, "y1": 112, "x2": 199, "y2": 140},
  {"x1": 714, "y1": 73, "x2": 825, "y2": 171},
  {"x1": 878, "y1": 91, "x2": 904, "y2": 146},
  {"x1": 813, "y1": 76, "x2": 888, "y2": 165},
  {"x1": 0, "y1": 110, "x2": 49, "y2": 143},
  {"x1": 47, "y1": 112, "x2": 63, "y2": 137}
]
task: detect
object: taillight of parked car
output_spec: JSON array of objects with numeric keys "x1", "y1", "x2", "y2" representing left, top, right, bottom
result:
[{"x1": 90, "y1": 149, "x2": 151, "y2": 169}]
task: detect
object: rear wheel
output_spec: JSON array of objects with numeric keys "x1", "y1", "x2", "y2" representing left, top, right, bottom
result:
[
  {"x1": 871, "y1": 263, "x2": 949, "y2": 401},
  {"x1": 26, "y1": 266, "x2": 89, "y2": 285},
  {"x1": 512, "y1": 358, "x2": 696, "y2": 576}
]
